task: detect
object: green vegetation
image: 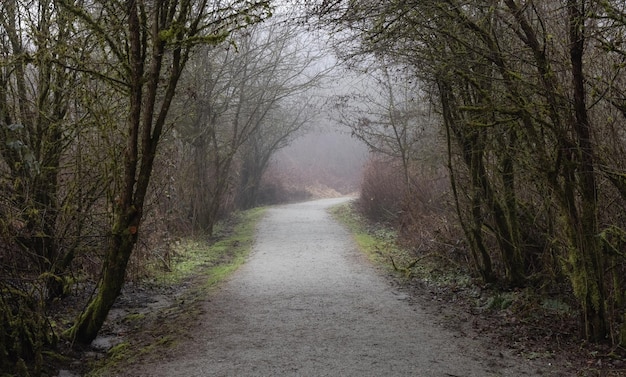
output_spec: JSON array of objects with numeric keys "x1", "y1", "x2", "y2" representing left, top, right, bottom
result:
[
  {"x1": 86, "y1": 207, "x2": 266, "y2": 377},
  {"x1": 330, "y1": 203, "x2": 404, "y2": 269},
  {"x1": 332, "y1": 201, "x2": 592, "y2": 368},
  {"x1": 332, "y1": 202, "x2": 579, "y2": 313},
  {"x1": 332, "y1": 202, "x2": 471, "y2": 283},
  {"x1": 106, "y1": 342, "x2": 131, "y2": 363}
]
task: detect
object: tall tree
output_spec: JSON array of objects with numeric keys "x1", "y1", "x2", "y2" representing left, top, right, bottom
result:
[
  {"x1": 309, "y1": 0, "x2": 626, "y2": 343},
  {"x1": 61, "y1": 0, "x2": 271, "y2": 345}
]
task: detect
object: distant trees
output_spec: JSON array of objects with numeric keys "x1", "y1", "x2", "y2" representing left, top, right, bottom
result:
[
  {"x1": 312, "y1": 0, "x2": 626, "y2": 344},
  {"x1": 330, "y1": 62, "x2": 442, "y2": 223},
  {"x1": 173, "y1": 20, "x2": 326, "y2": 234},
  {"x1": 332, "y1": 62, "x2": 439, "y2": 195},
  {"x1": 269, "y1": 130, "x2": 368, "y2": 198},
  {"x1": 236, "y1": 95, "x2": 314, "y2": 210}
]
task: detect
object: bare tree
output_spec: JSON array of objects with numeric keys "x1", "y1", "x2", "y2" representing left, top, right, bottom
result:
[
  {"x1": 309, "y1": 0, "x2": 626, "y2": 343},
  {"x1": 58, "y1": 0, "x2": 271, "y2": 345},
  {"x1": 175, "y1": 19, "x2": 328, "y2": 233},
  {"x1": 331, "y1": 62, "x2": 438, "y2": 195},
  {"x1": 236, "y1": 93, "x2": 315, "y2": 209}
]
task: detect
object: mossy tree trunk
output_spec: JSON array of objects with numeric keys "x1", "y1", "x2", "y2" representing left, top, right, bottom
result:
[
  {"x1": 64, "y1": 0, "x2": 270, "y2": 345},
  {"x1": 67, "y1": 0, "x2": 157, "y2": 345},
  {"x1": 564, "y1": 0, "x2": 607, "y2": 341},
  {"x1": 68, "y1": 209, "x2": 139, "y2": 343},
  {"x1": 0, "y1": 0, "x2": 78, "y2": 300}
]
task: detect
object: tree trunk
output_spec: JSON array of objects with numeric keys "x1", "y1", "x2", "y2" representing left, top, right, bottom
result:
[
  {"x1": 67, "y1": 0, "x2": 148, "y2": 344},
  {"x1": 566, "y1": 0, "x2": 607, "y2": 341},
  {"x1": 67, "y1": 211, "x2": 138, "y2": 344},
  {"x1": 439, "y1": 78, "x2": 495, "y2": 282}
]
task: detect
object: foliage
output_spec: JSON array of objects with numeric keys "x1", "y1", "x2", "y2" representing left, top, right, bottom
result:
[{"x1": 312, "y1": 0, "x2": 626, "y2": 345}]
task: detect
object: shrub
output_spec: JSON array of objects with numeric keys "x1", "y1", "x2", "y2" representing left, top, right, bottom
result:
[{"x1": 358, "y1": 156, "x2": 407, "y2": 222}]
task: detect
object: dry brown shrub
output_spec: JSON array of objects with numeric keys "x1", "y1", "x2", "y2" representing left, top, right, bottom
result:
[
  {"x1": 357, "y1": 156, "x2": 407, "y2": 222},
  {"x1": 256, "y1": 164, "x2": 312, "y2": 205},
  {"x1": 399, "y1": 170, "x2": 462, "y2": 251},
  {"x1": 357, "y1": 155, "x2": 467, "y2": 266}
]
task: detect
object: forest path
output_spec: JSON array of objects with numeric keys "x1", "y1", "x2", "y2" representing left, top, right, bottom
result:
[{"x1": 121, "y1": 198, "x2": 545, "y2": 377}]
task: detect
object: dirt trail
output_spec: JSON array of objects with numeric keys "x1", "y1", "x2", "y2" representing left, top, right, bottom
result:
[{"x1": 121, "y1": 198, "x2": 553, "y2": 377}]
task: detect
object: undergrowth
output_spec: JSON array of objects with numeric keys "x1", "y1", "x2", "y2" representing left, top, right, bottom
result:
[
  {"x1": 85, "y1": 207, "x2": 266, "y2": 376},
  {"x1": 330, "y1": 201, "x2": 626, "y2": 375},
  {"x1": 330, "y1": 201, "x2": 471, "y2": 285}
]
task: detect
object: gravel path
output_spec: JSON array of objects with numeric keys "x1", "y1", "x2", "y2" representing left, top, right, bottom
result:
[{"x1": 122, "y1": 198, "x2": 549, "y2": 376}]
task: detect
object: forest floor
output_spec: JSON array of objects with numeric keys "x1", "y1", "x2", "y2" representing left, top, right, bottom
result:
[{"x1": 55, "y1": 198, "x2": 626, "y2": 376}]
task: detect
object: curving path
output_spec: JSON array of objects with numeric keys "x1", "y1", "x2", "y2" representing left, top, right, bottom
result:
[{"x1": 122, "y1": 198, "x2": 548, "y2": 376}]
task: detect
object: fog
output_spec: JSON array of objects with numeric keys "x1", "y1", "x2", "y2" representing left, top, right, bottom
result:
[
  {"x1": 269, "y1": 127, "x2": 369, "y2": 197},
  {"x1": 259, "y1": 12, "x2": 373, "y2": 199}
]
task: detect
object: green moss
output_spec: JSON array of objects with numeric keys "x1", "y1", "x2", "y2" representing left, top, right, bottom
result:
[
  {"x1": 330, "y1": 203, "x2": 414, "y2": 275},
  {"x1": 107, "y1": 342, "x2": 131, "y2": 362},
  {"x1": 152, "y1": 208, "x2": 265, "y2": 286},
  {"x1": 87, "y1": 207, "x2": 266, "y2": 377}
]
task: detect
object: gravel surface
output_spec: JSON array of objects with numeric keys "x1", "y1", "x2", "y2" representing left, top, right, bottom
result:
[{"x1": 121, "y1": 198, "x2": 553, "y2": 377}]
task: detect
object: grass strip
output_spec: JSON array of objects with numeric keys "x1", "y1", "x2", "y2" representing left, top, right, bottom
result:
[
  {"x1": 87, "y1": 207, "x2": 266, "y2": 376},
  {"x1": 329, "y1": 202, "x2": 415, "y2": 277}
]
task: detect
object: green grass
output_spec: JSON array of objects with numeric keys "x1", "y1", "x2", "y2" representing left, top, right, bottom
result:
[
  {"x1": 86, "y1": 207, "x2": 266, "y2": 377},
  {"x1": 329, "y1": 202, "x2": 383, "y2": 261},
  {"x1": 329, "y1": 202, "x2": 415, "y2": 278},
  {"x1": 152, "y1": 207, "x2": 265, "y2": 287},
  {"x1": 330, "y1": 202, "x2": 472, "y2": 285}
]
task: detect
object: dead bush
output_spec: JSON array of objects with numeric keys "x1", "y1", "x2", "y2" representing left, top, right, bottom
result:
[
  {"x1": 358, "y1": 156, "x2": 407, "y2": 222},
  {"x1": 256, "y1": 165, "x2": 312, "y2": 205},
  {"x1": 357, "y1": 155, "x2": 467, "y2": 266}
]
